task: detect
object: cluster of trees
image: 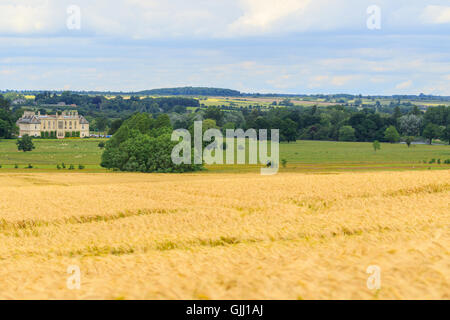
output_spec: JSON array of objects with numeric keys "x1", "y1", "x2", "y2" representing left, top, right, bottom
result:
[
  {"x1": 167, "y1": 105, "x2": 449, "y2": 144},
  {"x1": 100, "y1": 113, "x2": 202, "y2": 173},
  {"x1": 0, "y1": 95, "x2": 15, "y2": 139},
  {"x1": 100, "y1": 96, "x2": 199, "y2": 114},
  {"x1": 34, "y1": 92, "x2": 199, "y2": 114}
]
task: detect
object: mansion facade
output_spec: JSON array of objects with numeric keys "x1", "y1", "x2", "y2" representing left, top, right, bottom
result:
[{"x1": 17, "y1": 111, "x2": 90, "y2": 138}]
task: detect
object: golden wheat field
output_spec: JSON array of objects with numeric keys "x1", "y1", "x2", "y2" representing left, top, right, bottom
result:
[{"x1": 0, "y1": 170, "x2": 448, "y2": 300}]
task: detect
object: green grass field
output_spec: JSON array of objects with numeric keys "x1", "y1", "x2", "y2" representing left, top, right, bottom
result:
[
  {"x1": 0, "y1": 138, "x2": 449, "y2": 172},
  {"x1": 0, "y1": 139, "x2": 106, "y2": 170},
  {"x1": 282, "y1": 140, "x2": 450, "y2": 164},
  {"x1": 208, "y1": 140, "x2": 450, "y2": 173}
]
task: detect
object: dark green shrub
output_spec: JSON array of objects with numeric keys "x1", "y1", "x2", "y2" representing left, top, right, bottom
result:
[
  {"x1": 101, "y1": 113, "x2": 203, "y2": 173},
  {"x1": 78, "y1": 164, "x2": 85, "y2": 170},
  {"x1": 69, "y1": 164, "x2": 75, "y2": 170},
  {"x1": 16, "y1": 135, "x2": 35, "y2": 152},
  {"x1": 27, "y1": 164, "x2": 33, "y2": 169}
]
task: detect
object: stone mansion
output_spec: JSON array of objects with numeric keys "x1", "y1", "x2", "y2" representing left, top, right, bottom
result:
[{"x1": 17, "y1": 110, "x2": 90, "y2": 138}]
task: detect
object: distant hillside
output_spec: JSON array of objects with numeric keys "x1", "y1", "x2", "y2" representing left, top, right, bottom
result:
[{"x1": 136, "y1": 87, "x2": 241, "y2": 96}]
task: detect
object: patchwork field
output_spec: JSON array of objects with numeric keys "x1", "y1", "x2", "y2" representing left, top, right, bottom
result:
[
  {"x1": 200, "y1": 96, "x2": 340, "y2": 108},
  {"x1": 0, "y1": 171, "x2": 448, "y2": 299}
]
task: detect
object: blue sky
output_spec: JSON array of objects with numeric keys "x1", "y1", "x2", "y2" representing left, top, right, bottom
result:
[{"x1": 0, "y1": 0, "x2": 449, "y2": 95}]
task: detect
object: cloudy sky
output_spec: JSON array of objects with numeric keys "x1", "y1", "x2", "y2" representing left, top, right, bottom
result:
[{"x1": 0, "y1": 0, "x2": 449, "y2": 95}]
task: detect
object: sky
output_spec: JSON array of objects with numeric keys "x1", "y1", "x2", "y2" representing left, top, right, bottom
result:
[{"x1": 0, "y1": 0, "x2": 449, "y2": 95}]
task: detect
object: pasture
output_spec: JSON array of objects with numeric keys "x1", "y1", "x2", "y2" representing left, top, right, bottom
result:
[
  {"x1": 0, "y1": 138, "x2": 449, "y2": 172},
  {"x1": 0, "y1": 139, "x2": 106, "y2": 170},
  {"x1": 0, "y1": 170, "x2": 448, "y2": 299}
]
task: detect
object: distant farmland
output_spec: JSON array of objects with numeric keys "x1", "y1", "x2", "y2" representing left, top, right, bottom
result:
[{"x1": 200, "y1": 96, "x2": 339, "y2": 108}]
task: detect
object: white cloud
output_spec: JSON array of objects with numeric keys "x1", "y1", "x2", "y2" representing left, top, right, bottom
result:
[
  {"x1": 0, "y1": 1, "x2": 64, "y2": 34},
  {"x1": 370, "y1": 76, "x2": 387, "y2": 83},
  {"x1": 306, "y1": 74, "x2": 359, "y2": 88},
  {"x1": 395, "y1": 80, "x2": 413, "y2": 90},
  {"x1": 0, "y1": 1, "x2": 449, "y2": 94},
  {"x1": 0, "y1": 1, "x2": 449, "y2": 39},
  {"x1": 228, "y1": 0, "x2": 311, "y2": 34},
  {"x1": 422, "y1": 5, "x2": 450, "y2": 24},
  {"x1": 331, "y1": 75, "x2": 356, "y2": 86}
]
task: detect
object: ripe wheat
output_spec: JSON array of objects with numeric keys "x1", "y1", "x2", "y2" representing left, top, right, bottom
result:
[{"x1": 0, "y1": 171, "x2": 448, "y2": 299}]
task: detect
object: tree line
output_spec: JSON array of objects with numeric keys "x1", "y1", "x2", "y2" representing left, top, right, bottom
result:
[
  {"x1": 2, "y1": 92, "x2": 449, "y2": 145},
  {"x1": 168, "y1": 105, "x2": 450, "y2": 145}
]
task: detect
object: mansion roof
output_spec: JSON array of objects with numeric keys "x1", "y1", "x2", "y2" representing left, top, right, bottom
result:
[
  {"x1": 79, "y1": 116, "x2": 89, "y2": 124},
  {"x1": 17, "y1": 114, "x2": 41, "y2": 124},
  {"x1": 17, "y1": 111, "x2": 89, "y2": 125}
]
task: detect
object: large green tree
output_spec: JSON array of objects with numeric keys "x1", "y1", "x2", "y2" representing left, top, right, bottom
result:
[
  {"x1": 399, "y1": 115, "x2": 422, "y2": 136},
  {"x1": 204, "y1": 107, "x2": 225, "y2": 126},
  {"x1": 384, "y1": 125, "x2": 400, "y2": 143},
  {"x1": 422, "y1": 123, "x2": 442, "y2": 145},
  {"x1": 17, "y1": 135, "x2": 35, "y2": 152},
  {"x1": 94, "y1": 117, "x2": 109, "y2": 133},
  {"x1": 280, "y1": 119, "x2": 298, "y2": 143},
  {"x1": 0, "y1": 94, "x2": 11, "y2": 110},
  {"x1": 101, "y1": 113, "x2": 202, "y2": 173},
  {"x1": 441, "y1": 125, "x2": 450, "y2": 145},
  {"x1": 108, "y1": 119, "x2": 123, "y2": 135},
  {"x1": 338, "y1": 126, "x2": 356, "y2": 141},
  {"x1": 0, "y1": 95, "x2": 15, "y2": 138}
]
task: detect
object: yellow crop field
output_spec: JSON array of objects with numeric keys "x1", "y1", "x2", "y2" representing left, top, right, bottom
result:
[{"x1": 0, "y1": 171, "x2": 448, "y2": 300}]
